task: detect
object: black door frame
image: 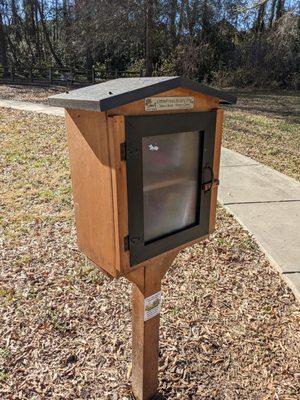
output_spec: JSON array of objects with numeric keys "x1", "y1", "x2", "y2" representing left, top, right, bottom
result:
[{"x1": 125, "y1": 111, "x2": 217, "y2": 266}]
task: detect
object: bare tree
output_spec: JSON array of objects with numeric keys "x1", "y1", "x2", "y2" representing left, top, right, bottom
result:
[
  {"x1": 254, "y1": 0, "x2": 268, "y2": 33},
  {"x1": 169, "y1": 0, "x2": 177, "y2": 46},
  {"x1": 0, "y1": 3, "x2": 8, "y2": 76},
  {"x1": 35, "y1": 0, "x2": 63, "y2": 68},
  {"x1": 269, "y1": 0, "x2": 277, "y2": 27},
  {"x1": 145, "y1": 0, "x2": 154, "y2": 76},
  {"x1": 0, "y1": 0, "x2": 297, "y2": 89},
  {"x1": 276, "y1": 0, "x2": 285, "y2": 21}
]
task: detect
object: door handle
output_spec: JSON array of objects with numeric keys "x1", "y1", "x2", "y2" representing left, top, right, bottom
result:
[{"x1": 202, "y1": 166, "x2": 219, "y2": 192}]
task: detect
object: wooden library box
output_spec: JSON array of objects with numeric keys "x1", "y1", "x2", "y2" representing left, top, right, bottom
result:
[{"x1": 49, "y1": 76, "x2": 236, "y2": 278}]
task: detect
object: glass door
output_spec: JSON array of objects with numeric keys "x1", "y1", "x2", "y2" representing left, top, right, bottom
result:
[
  {"x1": 142, "y1": 131, "x2": 202, "y2": 243},
  {"x1": 125, "y1": 112, "x2": 216, "y2": 265}
]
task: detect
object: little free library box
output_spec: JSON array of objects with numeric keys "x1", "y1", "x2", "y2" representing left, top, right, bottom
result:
[{"x1": 49, "y1": 76, "x2": 236, "y2": 400}]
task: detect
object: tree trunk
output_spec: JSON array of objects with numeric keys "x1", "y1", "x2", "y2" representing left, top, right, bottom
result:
[
  {"x1": 169, "y1": 0, "x2": 177, "y2": 47},
  {"x1": 254, "y1": 1, "x2": 267, "y2": 33},
  {"x1": 177, "y1": 0, "x2": 185, "y2": 40},
  {"x1": 276, "y1": 0, "x2": 285, "y2": 21},
  {"x1": 184, "y1": 0, "x2": 197, "y2": 39},
  {"x1": 201, "y1": 0, "x2": 210, "y2": 41},
  {"x1": 35, "y1": 0, "x2": 64, "y2": 68},
  {"x1": 34, "y1": 2, "x2": 42, "y2": 63},
  {"x1": 269, "y1": 0, "x2": 277, "y2": 28},
  {"x1": 62, "y1": 0, "x2": 71, "y2": 64},
  {"x1": 0, "y1": 11, "x2": 8, "y2": 77},
  {"x1": 145, "y1": 0, "x2": 154, "y2": 76},
  {"x1": 24, "y1": 0, "x2": 37, "y2": 63}
]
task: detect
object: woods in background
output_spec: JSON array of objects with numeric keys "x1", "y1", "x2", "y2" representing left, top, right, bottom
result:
[{"x1": 0, "y1": 0, "x2": 299, "y2": 88}]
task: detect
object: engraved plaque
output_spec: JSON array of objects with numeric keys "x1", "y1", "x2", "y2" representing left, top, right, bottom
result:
[{"x1": 145, "y1": 97, "x2": 194, "y2": 111}]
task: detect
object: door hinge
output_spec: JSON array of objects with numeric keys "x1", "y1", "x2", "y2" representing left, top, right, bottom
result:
[
  {"x1": 120, "y1": 142, "x2": 126, "y2": 161},
  {"x1": 124, "y1": 235, "x2": 130, "y2": 251},
  {"x1": 124, "y1": 236, "x2": 143, "y2": 251}
]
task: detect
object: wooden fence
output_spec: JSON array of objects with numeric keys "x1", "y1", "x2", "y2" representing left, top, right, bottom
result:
[{"x1": 0, "y1": 65, "x2": 144, "y2": 87}]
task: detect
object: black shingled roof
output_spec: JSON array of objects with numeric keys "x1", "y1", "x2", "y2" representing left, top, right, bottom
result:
[{"x1": 48, "y1": 76, "x2": 237, "y2": 111}]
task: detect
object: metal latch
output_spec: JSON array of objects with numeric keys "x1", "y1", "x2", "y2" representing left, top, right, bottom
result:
[
  {"x1": 202, "y1": 165, "x2": 219, "y2": 192},
  {"x1": 202, "y1": 178, "x2": 220, "y2": 192}
]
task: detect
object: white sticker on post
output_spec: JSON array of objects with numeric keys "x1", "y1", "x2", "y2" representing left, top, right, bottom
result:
[
  {"x1": 145, "y1": 97, "x2": 194, "y2": 111},
  {"x1": 144, "y1": 291, "x2": 162, "y2": 321}
]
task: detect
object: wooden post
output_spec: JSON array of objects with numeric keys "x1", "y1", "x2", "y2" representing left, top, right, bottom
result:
[
  {"x1": 126, "y1": 252, "x2": 177, "y2": 400},
  {"x1": 132, "y1": 268, "x2": 161, "y2": 400}
]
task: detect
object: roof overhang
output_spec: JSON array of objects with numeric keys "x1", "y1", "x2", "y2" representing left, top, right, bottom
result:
[{"x1": 49, "y1": 76, "x2": 237, "y2": 112}]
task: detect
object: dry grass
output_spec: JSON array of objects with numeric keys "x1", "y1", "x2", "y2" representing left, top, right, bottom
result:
[
  {"x1": 223, "y1": 91, "x2": 300, "y2": 181},
  {"x1": 1, "y1": 108, "x2": 299, "y2": 399},
  {"x1": 0, "y1": 84, "x2": 298, "y2": 180}
]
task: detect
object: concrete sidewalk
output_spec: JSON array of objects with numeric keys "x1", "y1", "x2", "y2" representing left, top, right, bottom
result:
[
  {"x1": 0, "y1": 99, "x2": 64, "y2": 116},
  {"x1": 219, "y1": 149, "x2": 300, "y2": 301},
  {"x1": 1, "y1": 99, "x2": 299, "y2": 300}
]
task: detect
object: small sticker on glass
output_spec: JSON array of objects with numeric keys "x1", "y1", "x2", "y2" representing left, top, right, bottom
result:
[{"x1": 148, "y1": 144, "x2": 159, "y2": 151}]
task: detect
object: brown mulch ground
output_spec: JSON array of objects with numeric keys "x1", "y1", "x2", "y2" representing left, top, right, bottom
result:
[
  {"x1": 0, "y1": 84, "x2": 66, "y2": 104},
  {"x1": 0, "y1": 108, "x2": 300, "y2": 400}
]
